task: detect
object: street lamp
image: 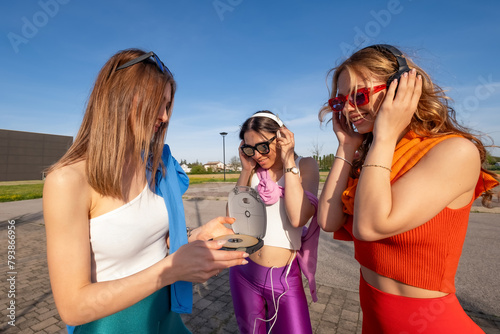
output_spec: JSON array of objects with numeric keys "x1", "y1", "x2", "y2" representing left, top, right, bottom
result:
[{"x1": 219, "y1": 132, "x2": 228, "y2": 181}]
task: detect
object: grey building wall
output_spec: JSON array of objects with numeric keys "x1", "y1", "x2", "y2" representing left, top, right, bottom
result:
[{"x1": 0, "y1": 129, "x2": 73, "y2": 182}]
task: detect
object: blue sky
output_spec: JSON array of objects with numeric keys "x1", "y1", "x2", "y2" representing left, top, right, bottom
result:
[{"x1": 1, "y1": 0, "x2": 499, "y2": 164}]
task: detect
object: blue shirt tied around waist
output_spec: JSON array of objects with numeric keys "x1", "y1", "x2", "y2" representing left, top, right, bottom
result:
[
  {"x1": 154, "y1": 144, "x2": 192, "y2": 313},
  {"x1": 66, "y1": 144, "x2": 192, "y2": 334}
]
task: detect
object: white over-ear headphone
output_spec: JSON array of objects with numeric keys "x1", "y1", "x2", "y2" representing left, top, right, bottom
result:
[{"x1": 250, "y1": 112, "x2": 284, "y2": 127}]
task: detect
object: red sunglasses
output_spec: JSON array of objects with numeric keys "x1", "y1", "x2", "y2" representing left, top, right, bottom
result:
[{"x1": 328, "y1": 85, "x2": 386, "y2": 112}]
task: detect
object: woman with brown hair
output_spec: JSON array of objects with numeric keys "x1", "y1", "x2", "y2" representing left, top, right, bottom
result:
[
  {"x1": 229, "y1": 111, "x2": 319, "y2": 333},
  {"x1": 43, "y1": 49, "x2": 248, "y2": 333},
  {"x1": 317, "y1": 44, "x2": 498, "y2": 333}
]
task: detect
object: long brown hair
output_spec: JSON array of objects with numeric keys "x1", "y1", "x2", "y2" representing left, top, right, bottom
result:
[
  {"x1": 319, "y1": 46, "x2": 497, "y2": 205},
  {"x1": 47, "y1": 49, "x2": 176, "y2": 199}
]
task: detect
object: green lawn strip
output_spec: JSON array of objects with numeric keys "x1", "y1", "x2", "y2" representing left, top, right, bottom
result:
[
  {"x1": 188, "y1": 177, "x2": 239, "y2": 185},
  {"x1": 0, "y1": 183, "x2": 44, "y2": 202}
]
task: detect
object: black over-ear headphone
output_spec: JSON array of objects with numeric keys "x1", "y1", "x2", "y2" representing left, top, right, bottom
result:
[{"x1": 362, "y1": 44, "x2": 411, "y2": 87}]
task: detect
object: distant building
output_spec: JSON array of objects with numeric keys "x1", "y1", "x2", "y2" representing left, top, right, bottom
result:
[
  {"x1": 231, "y1": 165, "x2": 243, "y2": 172},
  {"x1": 203, "y1": 161, "x2": 224, "y2": 171},
  {"x1": 0, "y1": 129, "x2": 73, "y2": 182},
  {"x1": 180, "y1": 163, "x2": 191, "y2": 173},
  {"x1": 225, "y1": 164, "x2": 238, "y2": 172}
]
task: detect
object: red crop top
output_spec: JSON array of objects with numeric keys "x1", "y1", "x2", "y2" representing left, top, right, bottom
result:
[
  {"x1": 335, "y1": 131, "x2": 498, "y2": 293},
  {"x1": 339, "y1": 198, "x2": 474, "y2": 293}
]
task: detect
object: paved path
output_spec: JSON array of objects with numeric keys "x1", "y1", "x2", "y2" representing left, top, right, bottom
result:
[{"x1": 1, "y1": 184, "x2": 499, "y2": 333}]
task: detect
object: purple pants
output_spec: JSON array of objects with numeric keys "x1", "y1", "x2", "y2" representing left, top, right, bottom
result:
[{"x1": 229, "y1": 257, "x2": 312, "y2": 334}]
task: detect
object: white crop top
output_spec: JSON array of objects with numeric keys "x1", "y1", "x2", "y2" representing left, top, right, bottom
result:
[
  {"x1": 250, "y1": 157, "x2": 303, "y2": 250},
  {"x1": 89, "y1": 185, "x2": 168, "y2": 282}
]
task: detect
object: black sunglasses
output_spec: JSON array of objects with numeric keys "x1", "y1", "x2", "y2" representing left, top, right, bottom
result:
[
  {"x1": 240, "y1": 136, "x2": 276, "y2": 157},
  {"x1": 115, "y1": 51, "x2": 172, "y2": 76}
]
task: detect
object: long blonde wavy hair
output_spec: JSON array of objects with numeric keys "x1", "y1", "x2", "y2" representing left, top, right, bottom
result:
[
  {"x1": 47, "y1": 49, "x2": 176, "y2": 199},
  {"x1": 318, "y1": 46, "x2": 497, "y2": 205}
]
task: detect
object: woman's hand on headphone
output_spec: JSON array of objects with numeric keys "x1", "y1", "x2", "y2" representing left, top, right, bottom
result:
[
  {"x1": 276, "y1": 127, "x2": 295, "y2": 165},
  {"x1": 374, "y1": 68, "x2": 422, "y2": 142}
]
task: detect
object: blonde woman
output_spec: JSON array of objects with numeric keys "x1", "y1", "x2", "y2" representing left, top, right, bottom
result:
[
  {"x1": 43, "y1": 49, "x2": 248, "y2": 333},
  {"x1": 318, "y1": 44, "x2": 498, "y2": 333}
]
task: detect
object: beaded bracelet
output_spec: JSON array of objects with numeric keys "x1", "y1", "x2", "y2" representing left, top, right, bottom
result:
[
  {"x1": 335, "y1": 156, "x2": 353, "y2": 166},
  {"x1": 362, "y1": 164, "x2": 392, "y2": 172}
]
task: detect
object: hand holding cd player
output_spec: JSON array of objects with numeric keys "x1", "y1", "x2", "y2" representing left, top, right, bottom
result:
[
  {"x1": 187, "y1": 216, "x2": 236, "y2": 242},
  {"x1": 214, "y1": 185, "x2": 267, "y2": 254}
]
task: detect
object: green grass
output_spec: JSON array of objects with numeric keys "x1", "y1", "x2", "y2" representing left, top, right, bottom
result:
[
  {"x1": 189, "y1": 177, "x2": 239, "y2": 184},
  {"x1": 0, "y1": 171, "x2": 330, "y2": 203},
  {"x1": 0, "y1": 176, "x2": 241, "y2": 202},
  {"x1": 0, "y1": 182, "x2": 44, "y2": 202}
]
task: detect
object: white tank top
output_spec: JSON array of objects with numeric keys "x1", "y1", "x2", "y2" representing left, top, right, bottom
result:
[
  {"x1": 250, "y1": 157, "x2": 303, "y2": 250},
  {"x1": 89, "y1": 185, "x2": 168, "y2": 282}
]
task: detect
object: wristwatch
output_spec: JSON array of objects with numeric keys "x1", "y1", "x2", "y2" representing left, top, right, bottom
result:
[{"x1": 285, "y1": 166, "x2": 299, "y2": 175}]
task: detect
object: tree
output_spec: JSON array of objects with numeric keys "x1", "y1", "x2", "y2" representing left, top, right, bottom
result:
[
  {"x1": 486, "y1": 151, "x2": 497, "y2": 165},
  {"x1": 317, "y1": 153, "x2": 335, "y2": 170},
  {"x1": 190, "y1": 165, "x2": 208, "y2": 174},
  {"x1": 229, "y1": 156, "x2": 241, "y2": 171},
  {"x1": 188, "y1": 160, "x2": 202, "y2": 168},
  {"x1": 311, "y1": 139, "x2": 323, "y2": 161}
]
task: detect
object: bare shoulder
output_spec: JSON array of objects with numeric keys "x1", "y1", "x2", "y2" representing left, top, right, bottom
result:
[
  {"x1": 43, "y1": 161, "x2": 91, "y2": 208},
  {"x1": 45, "y1": 161, "x2": 87, "y2": 189},
  {"x1": 299, "y1": 156, "x2": 319, "y2": 172},
  {"x1": 427, "y1": 136, "x2": 480, "y2": 165},
  {"x1": 298, "y1": 157, "x2": 319, "y2": 195},
  {"x1": 417, "y1": 136, "x2": 481, "y2": 187}
]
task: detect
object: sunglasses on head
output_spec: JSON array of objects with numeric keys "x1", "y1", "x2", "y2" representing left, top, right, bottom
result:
[
  {"x1": 116, "y1": 51, "x2": 172, "y2": 76},
  {"x1": 328, "y1": 84, "x2": 386, "y2": 112},
  {"x1": 240, "y1": 136, "x2": 276, "y2": 157}
]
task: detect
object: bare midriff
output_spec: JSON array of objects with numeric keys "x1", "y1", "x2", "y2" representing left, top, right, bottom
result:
[
  {"x1": 361, "y1": 265, "x2": 448, "y2": 298},
  {"x1": 249, "y1": 245, "x2": 295, "y2": 268}
]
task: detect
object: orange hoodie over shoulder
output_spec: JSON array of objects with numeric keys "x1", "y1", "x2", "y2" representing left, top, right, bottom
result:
[{"x1": 335, "y1": 131, "x2": 499, "y2": 293}]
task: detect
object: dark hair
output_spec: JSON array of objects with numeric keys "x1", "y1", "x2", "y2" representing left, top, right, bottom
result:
[{"x1": 239, "y1": 110, "x2": 282, "y2": 140}]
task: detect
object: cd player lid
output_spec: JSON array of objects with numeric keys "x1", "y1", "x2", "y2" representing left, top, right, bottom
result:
[{"x1": 228, "y1": 186, "x2": 267, "y2": 239}]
